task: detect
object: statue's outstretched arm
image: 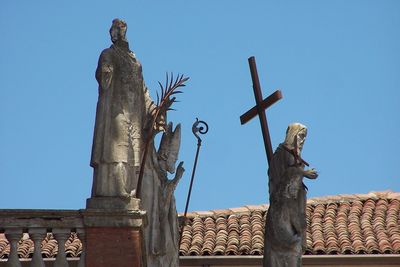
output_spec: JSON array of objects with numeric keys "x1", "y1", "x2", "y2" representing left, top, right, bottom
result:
[
  {"x1": 303, "y1": 168, "x2": 318, "y2": 179},
  {"x1": 283, "y1": 151, "x2": 318, "y2": 180}
]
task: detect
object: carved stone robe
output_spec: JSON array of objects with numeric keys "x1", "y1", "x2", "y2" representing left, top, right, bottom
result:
[
  {"x1": 142, "y1": 154, "x2": 181, "y2": 267},
  {"x1": 142, "y1": 125, "x2": 182, "y2": 267},
  {"x1": 90, "y1": 40, "x2": 155, "y2": 197},
  {"x1": 264, "y1": 144, "x2": 307, "y2": 267}
]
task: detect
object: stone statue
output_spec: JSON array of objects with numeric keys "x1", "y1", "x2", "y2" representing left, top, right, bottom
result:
[
  {"x1": 90, "y1": 18, "x2": 184, "y2": 267},
  {"x1": 263, "y1": 123, "x2": 318, "y2": 267},
  {"x1": 90, "y1": 19, "x2": 161, "y2": 198},
  {"x1": 141, "y1": 122, "x2": 184, "y2": 267}
]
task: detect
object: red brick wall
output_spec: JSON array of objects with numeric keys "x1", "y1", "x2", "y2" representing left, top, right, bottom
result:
[{"x1": 85, "y1": 227, "x2": 142, "y2": 267}]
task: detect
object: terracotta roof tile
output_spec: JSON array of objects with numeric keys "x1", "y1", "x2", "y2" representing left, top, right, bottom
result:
[
  {"x1": 243, "y1": 204, "x2": 268, "y2": 211},
  {"x1": 179, "y1": 191, "x2": 400, "y2": 256},
  {"x1": 211, "y1": 209, "x2": 232, "y2": 216},
  {"x1": 1, "y1": 191, "x2": 399, "y2": 259},
  {"x1": 249, "y1": 210, "x2": 264, "y2": 255},
  {"x1": 336, "y1": 202, "x2": 353, "y2": 254},
  {"x1": 201, "y1": 217, "x2": 216, "y2": 255},
  {"x1": 0, "y1": 232, "x2": 81, "y2": 259},
  {"x1": 238, "y1": 213, "x2": 252, "y2": 255},
  {"x1": 228, "y1": 207, "x2": 250, "y2": 214},
  {"x1": 213, "y1": 216, "x2": 227, "y2": 255}
]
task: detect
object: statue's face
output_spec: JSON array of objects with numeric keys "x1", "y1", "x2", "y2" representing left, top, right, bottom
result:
[
  {"x1": 110, "y1": 19, "x2": 127, "y2": 42},
  {"x1": 166, "y1": 154, "x2": 178, "y2": 173},
  {"x1": 284, "y1": 123, "x2": 307, "y2": 151},
  {"x1": 297, "y1": 129, "x2": 307, "y2": 151},
  {"x1": 117, "y1": 23, "x2": 127, "y2": 38},
  {"x1": 159, "y1": 153, "x2": 177, "y2": 174}
]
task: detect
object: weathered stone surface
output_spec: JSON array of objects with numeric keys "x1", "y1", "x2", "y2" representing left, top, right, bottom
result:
[
  {"x1": 142, "y1": 123, "x2": 184, "y2": 267},
  {"x1": 81, "y1": 208, "x2": 146, "y2": 228},
  {"x1": 263, "y1": 123, "x2": 318, "y2": 267},
  {"x1": 86, "y1": 197, "x2": 140, "y2": 210},
  {"x1": 0, "y1": 210, "x2": 83, "y2": 229},
  {"x1": 87, "y1": 18, "x2": 184, "y2": 267},
  {"x1": 90, "y1": 18, "x2": 158, "y2": 198}
]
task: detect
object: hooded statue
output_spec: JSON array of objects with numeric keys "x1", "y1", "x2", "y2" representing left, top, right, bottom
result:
[{"x1": 263, "y1": 123, "x2": 318, "y2": 267}]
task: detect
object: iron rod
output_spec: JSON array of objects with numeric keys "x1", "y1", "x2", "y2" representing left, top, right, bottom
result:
[{"x1": 179, "y1": 119, "x2": 208, "y2": 247}]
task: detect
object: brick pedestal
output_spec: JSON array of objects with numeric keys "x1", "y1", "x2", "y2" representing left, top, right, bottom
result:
[
  {"x1": 82, "y1": 197, "x2": 147, "y2": 267},
  {"x1": 86, "y1": 227, "x2": 143, "y2": 267}
]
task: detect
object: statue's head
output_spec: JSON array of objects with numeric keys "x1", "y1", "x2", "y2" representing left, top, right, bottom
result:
[
  {"x1": 158, "y1": 123, "x2": 181, "y2": 174},
  {"x1": 109, "y1": 18, "x2": 127, "y2": 43},
  {"x1": 284, "y1": 123, "x2": 307, "y2": 152}
]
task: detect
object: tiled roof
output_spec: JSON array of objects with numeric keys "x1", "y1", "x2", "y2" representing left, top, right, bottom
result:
[
  {"x1": 179, "y1": 191, "x2": 400, "y2": 256},
  {"x1": 0, "y1": 191, "x2": 399, "y2": 259},
  {"x1": 0, "y1": 233, "x2": 81, "y2": 259}
]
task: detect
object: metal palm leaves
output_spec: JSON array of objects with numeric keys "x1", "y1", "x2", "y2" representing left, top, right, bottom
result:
[
  {"x1": 153, "y1": 73, "x2": 189, "y2": 129},
  {"x1": 136, "y1": 73, "x2": 189, "y2": 199}
]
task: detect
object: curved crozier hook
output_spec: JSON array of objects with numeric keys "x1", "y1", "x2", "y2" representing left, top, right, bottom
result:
[{"x1": 192, "y1": 118, "x2": 209, "y2": 144}]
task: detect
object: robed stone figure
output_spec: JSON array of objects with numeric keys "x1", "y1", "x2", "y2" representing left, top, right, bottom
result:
[
  {"x1": 90, "y1": 19, "x2": 159, "y2": 198},
  {"x1": 264, "y1": 123, "x2": 318, "y2": 267},
  {"x1": 90, "y1": 19, "x2": 184, "y2": 267}
]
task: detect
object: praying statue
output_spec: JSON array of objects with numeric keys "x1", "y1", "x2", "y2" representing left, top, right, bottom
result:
[
  {"x1": 142, "y1": 122, "x2": 184, "y2": 267},
  {"x1": 263, "y1": 123, "x2": 318, "y2": 267}
]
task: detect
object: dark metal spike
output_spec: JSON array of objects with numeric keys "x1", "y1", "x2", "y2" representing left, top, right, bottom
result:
[
  {"x1": 175, "y1": 74, "x2": 180, "y2": 87},
  {"x1": 169, "y1": 72, "x2": 174, "y2": 91},
  {"x1": 165, "y1": 72, "x2": 169, "y2": 95},
  {"x1": 157, "y1": 81, "x2": 164, "y2": 99},
  {"x1": 170, "y1": 91, "x2": 183, "y2": 95}
]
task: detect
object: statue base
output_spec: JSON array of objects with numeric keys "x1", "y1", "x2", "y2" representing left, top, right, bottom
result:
[
  {"x1": 86, "y1": 197, "x2": 140, "y2": 210},
  {"x1": 82, "y1": 196, "x2": 147, "y2": 267}
]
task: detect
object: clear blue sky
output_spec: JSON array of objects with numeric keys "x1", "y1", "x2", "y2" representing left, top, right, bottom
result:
[{"x1": 1, "y1": 1, "x2": 399, "y2": 212}]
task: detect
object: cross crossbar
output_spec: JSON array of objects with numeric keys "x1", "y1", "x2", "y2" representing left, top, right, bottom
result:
[{"x1": 240, "y1": 90, "x2": 282, "y2": 125}]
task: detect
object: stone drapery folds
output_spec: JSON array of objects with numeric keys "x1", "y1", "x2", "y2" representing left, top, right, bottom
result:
[
  {"x1": 90, "y1": 19, "x2": 184, "y2": 267},
  {"x1": 263, "y1": 123, "x2": 318, "y2": 267}
]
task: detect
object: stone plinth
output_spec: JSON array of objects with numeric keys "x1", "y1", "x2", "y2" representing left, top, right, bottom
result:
[
  {"x1": 86, "y1": 196, "x2": 140, "y2": 210},
  {"x1": 83, "y1": 197, "x2": 147, "y2": 267}
]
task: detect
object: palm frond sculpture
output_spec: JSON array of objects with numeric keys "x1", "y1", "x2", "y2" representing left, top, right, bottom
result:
[{"x1": 136, "y1": 73, "x2": 189, "y2": 198}]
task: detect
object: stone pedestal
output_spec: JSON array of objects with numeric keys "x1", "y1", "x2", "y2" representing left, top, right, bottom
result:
[
  {"x1": 83, "y1": 197, "x2": 147, "y2": 267},
  {"x1": 86, "y1": 197, "x2": 141, "y2": 210}
]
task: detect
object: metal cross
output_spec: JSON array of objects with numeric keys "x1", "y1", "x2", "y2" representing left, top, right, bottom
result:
[{"x1": 240, "y1": 56, "x2": 283, "y2": 165}]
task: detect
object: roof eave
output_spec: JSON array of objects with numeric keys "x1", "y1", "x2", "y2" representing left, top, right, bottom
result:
[{"x1": 180, "y1": 254, "x2": 400, "y2": 266}]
